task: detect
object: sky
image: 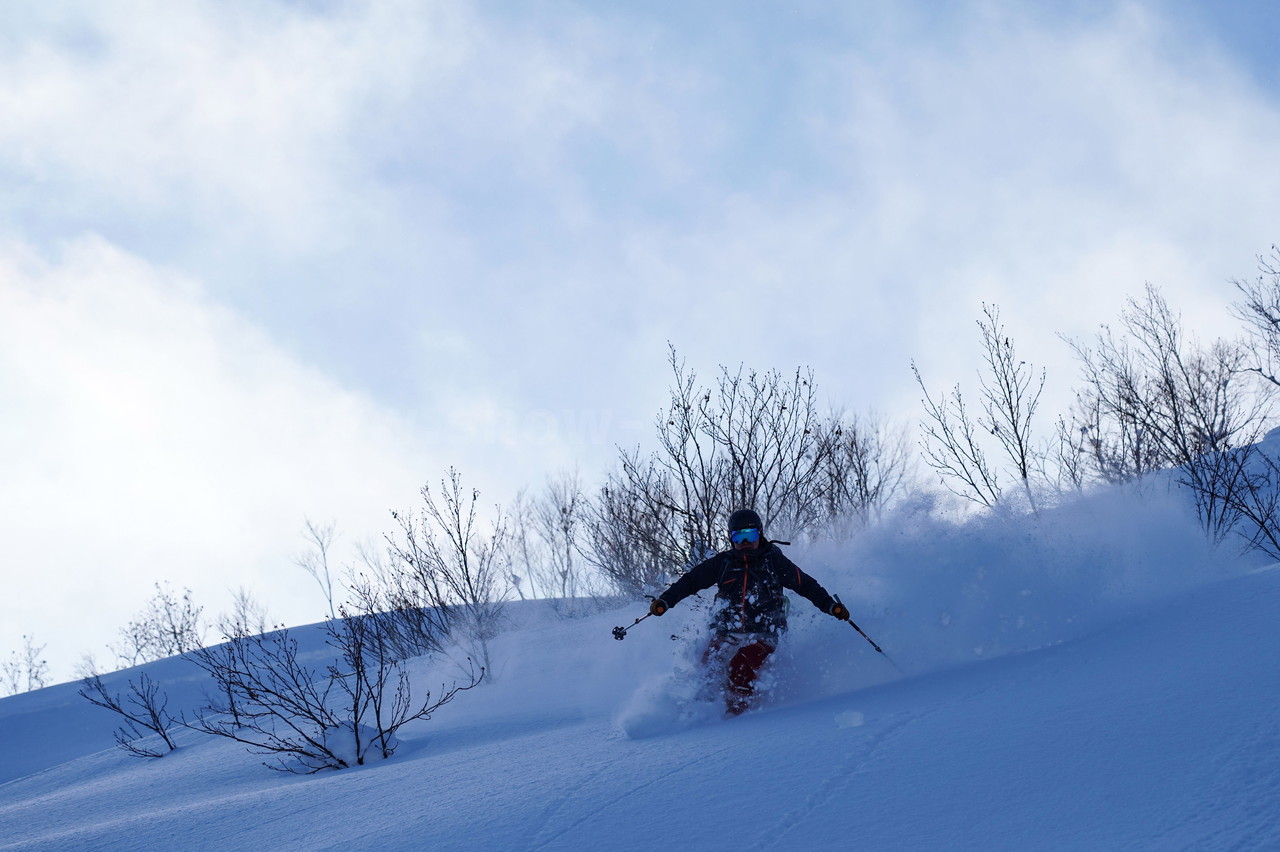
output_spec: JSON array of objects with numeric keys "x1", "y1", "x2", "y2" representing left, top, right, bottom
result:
[{"x1": 3, "y1": 0, "x2": 1280, "y2": 678}]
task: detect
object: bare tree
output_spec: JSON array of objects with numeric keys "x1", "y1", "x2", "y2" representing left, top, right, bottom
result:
[
  {"x1": 217, "y1": 587, "x2": 270, "y2": 641},
  {"x1": 532, "y1": 471, "x2": 585, "y2": 599},
  {"x1": 1048, "y1": 413, "x2": 1092, "y2": 496},
  {"x1": 383, "y1": 469, "x2": 510, "y2": 676},
  {"x1": 1068, "y1": 285, "x2": 1259, "y2": 472},
  {"x1": 581, "y1": 469, "x2": 677, "y2": 597},
  {"x1": 208, "y1": 587, "x2": 273, "y2": 728},
  {"x1": 188, "y1": 620, "x2": 481, "y2": 773},
  {"x1": 1070, "y1": 285, "x2": 1259, "y2": 460},
  {"x1": 817, "y1": 410, "x2": 914, "y2": 530},
  {"x1": 112, "y1": 582, "x2": 205, "y2": 668},
  {"x1": 505, "y1": 489, "x2": 536, "y2": 602},
  {"x1": 187, "y1": 629, "x2": 328, "y2": 771},
  {"x1": 913, "y1": 304, "x2": 1047, "y2": 510},
  {"x1": 327, "y1": 607, "x2": 481, "y2": 763},
  {"x1": 976, "y1": 304, "x2": 1046, "y2": 510},
  {"x1": 654, "y1": 347, "x2": 836, "y2": 542},
  {"x1": 346, "y1": 538, "x2": 454, "y2": 663},
  {"x1": 73, "y1": 654, "x2": 101, "y2": 681},
  {"x1": 1065, "y1": 370, "x2": 1165, "y2": 486},
  {"x1": 589, "y1": 347, "x2": 912, "y2": 594},
  {"x1": 515, "y1": 470, "x2": 609, "y2": 615},
  {"x1": 79, "y1": 672, "x2": 180, "y2": 758},
  {"x1": 2, "y1": 634, "x2": 50, "y2": 696},
  {"x1": 1168, "y1": 250, "x2": 1280, "y2": 556},
  {"x1": 1205, "y1": 450, "x2": 1280, "y2": 559},
  {"x1": 912, "y1": 361, "x2": 1002, "y2": 508},
  {"x1": 1067, "y1": 284, "x2": 1269, "y2": 540},
  {"x1": 296, "y1": 518, "x2": 339, "y2": 621},
  {"x1": 1232, "y1": 245, "x2": 1280, "y2": 390}
]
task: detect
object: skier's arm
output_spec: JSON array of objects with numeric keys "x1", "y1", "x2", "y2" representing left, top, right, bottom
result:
[{"x1": 654, "y1": 556, "x2": 720, "y2": 611}]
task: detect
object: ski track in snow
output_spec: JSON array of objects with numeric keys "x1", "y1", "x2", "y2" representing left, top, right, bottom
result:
[
  {"x1": 526, "y1": 743, "x2": 739, "y2": 850},
  {"x1": 523, "y1": 758, "x2": 612, "y2": 848},
  {"x1": 744, "y1": 710, "x2": 919, "y2": 852},
  {"x1": 741, "y1": 648, "x2": 1029, "y2": 852}
]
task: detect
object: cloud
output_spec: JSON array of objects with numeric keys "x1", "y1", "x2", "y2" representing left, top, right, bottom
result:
[
  {"x1": 0, "y1": 1, "x2": 450, "y2": 254},
  {"x1": 0, "y1": 1, "x2": 711, "y2": 419},
  {"x1": 0, "y1": 236, "x2": 433, "y2": 675},
  {"x1": 595, "y1": 3, "x2": 1280, "y2": 417},
  {"x1": 0, "y1": 1, "x2": 704, "y2": 260}
]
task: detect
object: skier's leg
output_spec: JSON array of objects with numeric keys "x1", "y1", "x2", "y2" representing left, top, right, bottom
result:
[
  {"x1": 725, "y1": 640, "x2": 775, "y2": 716},
  {"x1": 695, "y1": 634, "x2": 736, "y2": 702},
  {"x1": 700, "y1": 634, "x2": 730, "y2": 667}
]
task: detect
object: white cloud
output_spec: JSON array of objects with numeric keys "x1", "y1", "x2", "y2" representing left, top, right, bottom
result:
[
  {"x1": 603, "y1": 3, "x2": 1280, "y2": 419},
  {"x1": 0, "y1": 2, "x2": 471, "y2": 254},
  {"x1": 0, "y1": 1, "x2": 703, "y2": 261},
  {"x1": 0, "y1": 236, "x2": 433, "y2": 676}
]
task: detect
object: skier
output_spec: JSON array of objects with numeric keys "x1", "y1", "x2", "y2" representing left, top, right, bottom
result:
[{"x1": 647, "y1": 508, "x2": 850, "y2": 716}]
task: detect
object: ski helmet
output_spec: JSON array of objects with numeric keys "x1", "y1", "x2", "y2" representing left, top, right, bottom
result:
[{"x1": 727, "y1": 508, "x2": 763, "y2": 534}]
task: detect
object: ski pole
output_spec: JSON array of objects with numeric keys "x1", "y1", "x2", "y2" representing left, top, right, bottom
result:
[
  {"x1": 612, "y1": 612, "x2": 653, "y2": 640},
  {"x1": 834, "y1": 595, "x2": 905, "y2": 675}
]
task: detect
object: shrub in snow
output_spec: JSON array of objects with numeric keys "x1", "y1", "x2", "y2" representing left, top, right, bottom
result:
[
  {"x1": 188, "y1": 614, "x2": 481, "y2": 773},
  {"x1": 324, "y1": 722, "x2": 397, "y2": 768},
  {"x1": 2, "y1": 634, "x2": 49, "y2": 696},
  {"x1": 381, "y1": 468, "x2": 509, "y2": 676},
  {"x1": 507, "y1": 471, "x2": 612, "y2": 616},
  {"x1": 585, "y1": 345, "x2": 912, "y2": 597},
  {"x1": 78, "y1": 671, "x2": 180, "y2": 758},
  {"x1": 110, "y1": 582, "x2": 206, "y2": 669}
]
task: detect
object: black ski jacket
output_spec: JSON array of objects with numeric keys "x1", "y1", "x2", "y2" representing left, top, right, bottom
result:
[{"x1": 656, "y1": 542, "x2": 837, "y2": 636}]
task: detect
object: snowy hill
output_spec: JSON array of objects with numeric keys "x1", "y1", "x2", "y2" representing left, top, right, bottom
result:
[{"x1": 4, "y1": 496, "x2": 1280, "y2": 850}]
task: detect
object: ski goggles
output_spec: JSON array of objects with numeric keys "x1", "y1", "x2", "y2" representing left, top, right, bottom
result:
[{"x1": 730, "y1": 527, "x2": 761, "y2": 544}]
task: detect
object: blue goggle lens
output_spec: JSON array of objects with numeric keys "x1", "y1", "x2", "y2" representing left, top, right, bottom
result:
[{"x1": 730, "y1": 528, "x2": 761, "y2": 544}]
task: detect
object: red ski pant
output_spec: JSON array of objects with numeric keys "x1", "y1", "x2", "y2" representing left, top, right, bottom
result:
[{"x1": 702, "y1": 635, "x2": 775, "y2": 713}]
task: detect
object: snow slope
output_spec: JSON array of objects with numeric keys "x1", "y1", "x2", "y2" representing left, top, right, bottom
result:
[{"x1": 3, "y1": 498, "x2": 1280, "y2": 850}]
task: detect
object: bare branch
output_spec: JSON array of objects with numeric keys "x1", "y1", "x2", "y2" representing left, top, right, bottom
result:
[{"x1": 79, "y1": 672, "x2": 180, "y2": 758}]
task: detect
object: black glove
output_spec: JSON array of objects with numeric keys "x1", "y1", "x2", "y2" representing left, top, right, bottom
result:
[
  {"x1": 829, "y1": 601, "x2": 850, "y2": 621},
  {"x1": 649, "y1": 598, "x2": 668, "y2": 617}
]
